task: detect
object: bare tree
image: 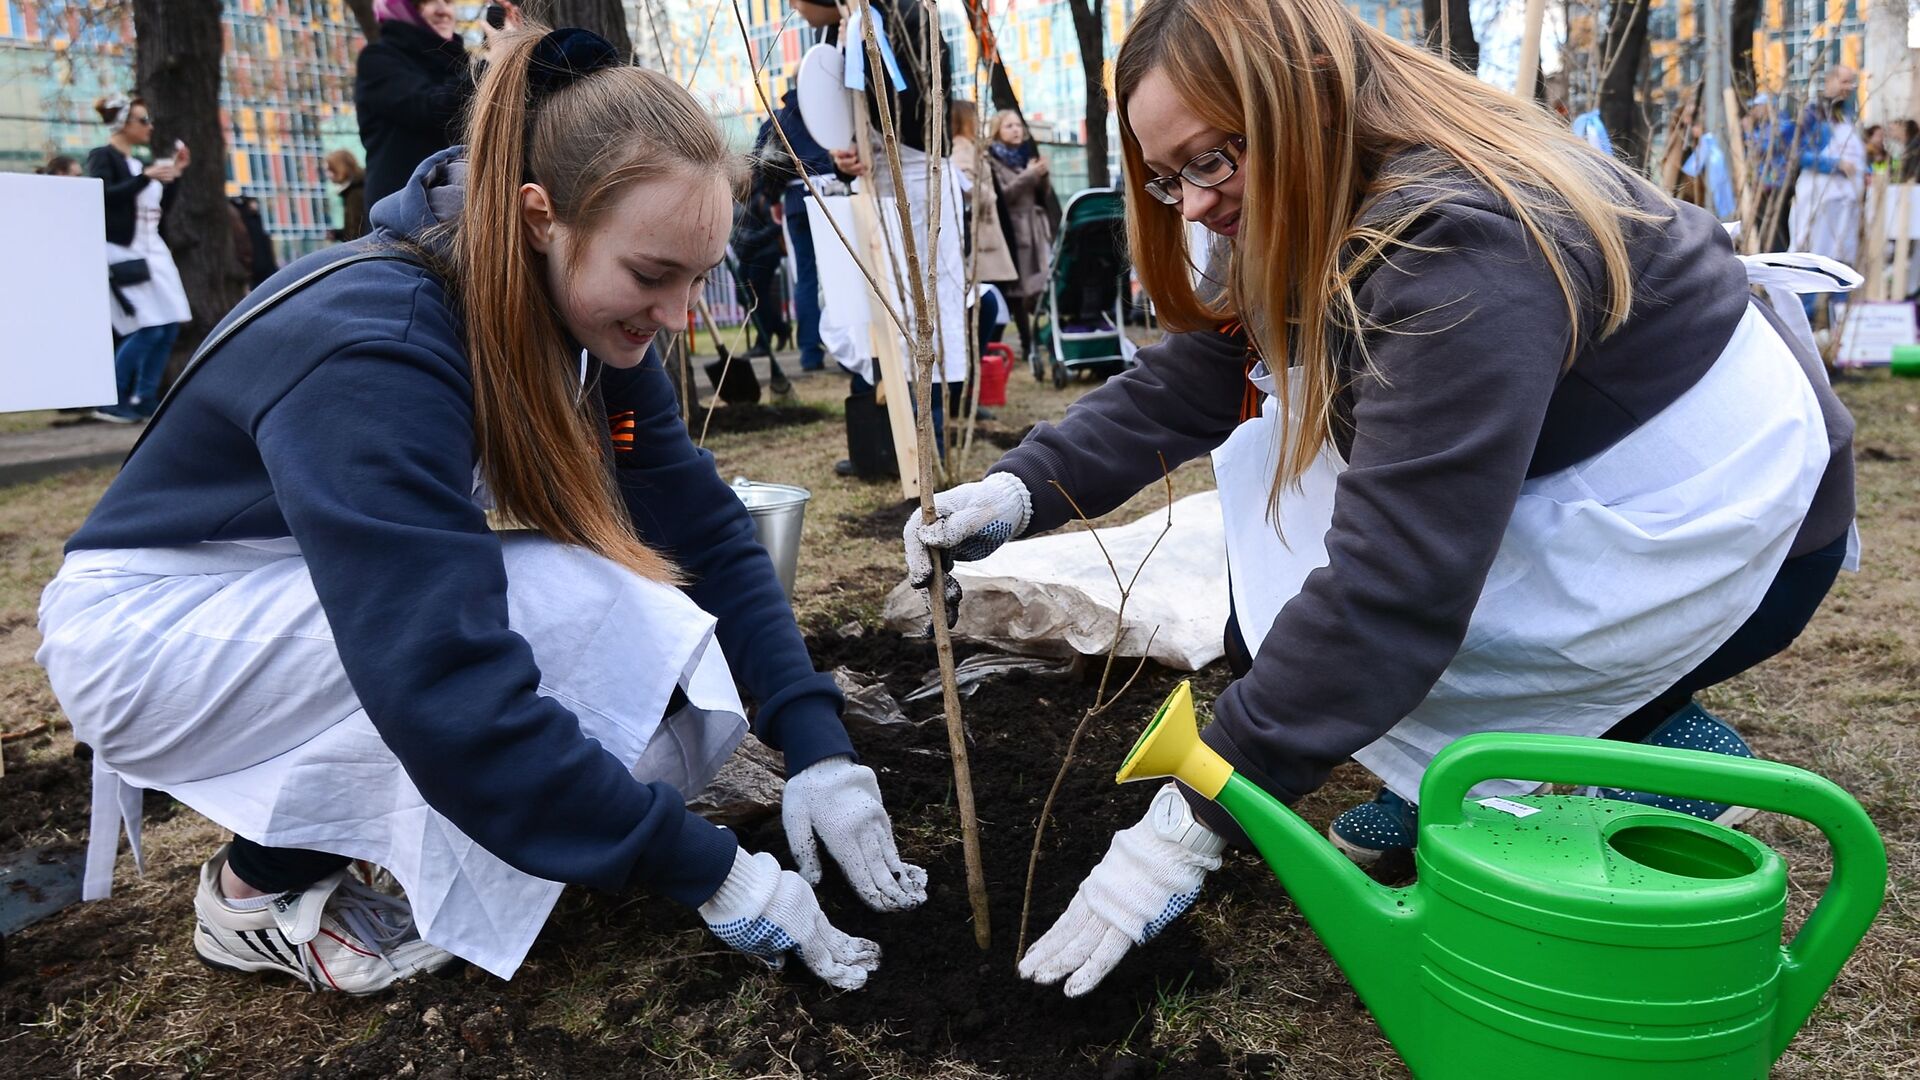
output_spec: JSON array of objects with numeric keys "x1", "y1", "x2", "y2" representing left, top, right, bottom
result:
[
  {"x1": 1423, "y1": 0, "x2": 1480, "y2": 73},
  {"x1": 345, "y1": 0, "x2": 379, "y2": 43},
  {"x1": 1599, "y1": 0, "x2": 1651, "y2": 165},
  {"x1": 133, "y1": 0, "x2": 248, "y2": 342},
  {"x1": 1730, "y1": 0, "x2": 1756, "y2": 97},
  {"x1": 1063, "y1": 0, "x2": 1110, "y2": 188},
  {"x1": 958, "y1": 0, "x2": 1021, "y2": 113},
  {"x1": 518, "y1": 0, "x2": 634, "y2": 58}
]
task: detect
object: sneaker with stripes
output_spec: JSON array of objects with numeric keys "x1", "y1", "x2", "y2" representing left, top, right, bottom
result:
[{"x1": 192, "y1": 845, "x2": 457, "y2": 994}]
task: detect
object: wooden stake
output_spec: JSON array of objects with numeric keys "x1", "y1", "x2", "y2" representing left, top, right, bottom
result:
[
  {"x1": 1890, "y1": 183, "x2": 1914, "y2": 303},
  {"x1": 1863, "y1": 175, "x2": 1888, "y2": 302},
  {"x1": 1515, "y1": 0, "x2": 1545, "y2": 102},
  {"x1": 858, "y1": 0, "x2": 990, "y2": 949},
  {"x1": 1722, "y1": 87, "x2": 1755, "y2": 241}
]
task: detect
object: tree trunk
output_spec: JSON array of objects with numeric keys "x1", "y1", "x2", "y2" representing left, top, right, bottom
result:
[
  {"x1": 956, "y1": 0, "x2": 1021, "y2": 112},
  {"x1": 1599, "y1": 0, "x2": 1651, "y2": 166},
  {"x1": 519, "y1": 0, "x2": 633, "y2": 59},
  {"x1": 345, "y1": 0, "x2": 379, "y2": 43},
  {"x1": 1422, "y1": 0, "x2": 1479, "y2": 74},
  {"x1": 1729, "y1": 0, "x2": 1756, "y2": 97},
  {"x1": 1065, "y1": 0, "x2": 1108, "y2": 187},
  {"x1": 134, "y1": 0, "x2": 248, "y2": 347}
]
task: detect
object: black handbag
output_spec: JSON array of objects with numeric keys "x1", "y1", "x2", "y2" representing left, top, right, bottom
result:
[{"x1": 108, "y1": 259, "x2": 151, "y2": 287}]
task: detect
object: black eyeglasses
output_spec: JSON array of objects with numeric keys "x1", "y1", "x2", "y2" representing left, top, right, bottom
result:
[{"x1": 1142, "y1": 136, "x2": 1245, "y2": 206}]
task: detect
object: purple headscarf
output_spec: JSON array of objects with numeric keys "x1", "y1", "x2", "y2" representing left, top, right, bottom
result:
[{"x1": 374, "y1": 0, "x2": 429, "y2": 31}]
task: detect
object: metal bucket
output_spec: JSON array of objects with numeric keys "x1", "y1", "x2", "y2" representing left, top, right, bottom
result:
[{"x1": 730, "y1": 478, "x2": 811, "y2": 599}]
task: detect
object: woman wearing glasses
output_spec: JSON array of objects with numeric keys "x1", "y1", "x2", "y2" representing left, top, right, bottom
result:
[
  {"x1": 903, "y1": 0, "x2": 1856, "y2": 996},
  {"x1": 87, "y1": 94, "x2": 193, "y2": 423}
]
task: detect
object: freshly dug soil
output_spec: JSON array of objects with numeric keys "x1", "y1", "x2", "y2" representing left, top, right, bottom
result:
[
  {"x1": 2, "y1": 630, "x2": 1310, "y2": 1078},
  {"x1": 688, "y1": 402, "x2": 832, "y2": 438}
]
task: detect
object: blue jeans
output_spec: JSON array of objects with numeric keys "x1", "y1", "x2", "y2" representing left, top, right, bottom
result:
[
  {"x1": 115, "y1": 322, "x2": 182, "y2": 414},
  {"x1": 785, "y1": 196, "x2": 824, "y2": 370}
]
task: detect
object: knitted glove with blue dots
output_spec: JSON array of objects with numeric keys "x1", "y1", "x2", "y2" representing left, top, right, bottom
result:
[
  {"x1": 698, "y1": 849, "x2": 881, "y2": 989},
  {"x1": 902, "y1": 472, "x2": 1033, "y2": 629},
  {"x1": 1018, "y1": 784, "x2": 1225, "y2": 997}
]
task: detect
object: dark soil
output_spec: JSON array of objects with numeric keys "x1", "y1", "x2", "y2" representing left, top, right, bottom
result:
[
  {"x1": 688, "y1": 402, "x2": 832, "y2": 438},
  {"x1": 1, "y1": 631, "x2": 1305, "y2": 1078}
]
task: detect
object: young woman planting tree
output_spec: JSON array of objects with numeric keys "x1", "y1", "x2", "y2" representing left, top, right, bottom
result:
[
  {"x1": 40, "y1": 25, "x2": 924, "y2": 995},
  {"x1": 902, "y1": 0, "x2": 1857, "y2": 995}
]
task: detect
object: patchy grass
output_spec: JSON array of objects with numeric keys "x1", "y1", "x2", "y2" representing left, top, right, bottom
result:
[{"x1": 1, "y1": 370, "x2": 1916, "y2": 1077}]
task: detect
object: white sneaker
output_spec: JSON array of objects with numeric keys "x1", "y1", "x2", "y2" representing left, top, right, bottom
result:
[{"x1": 192, "y1": 845, "x2": 458, "y2": 994}]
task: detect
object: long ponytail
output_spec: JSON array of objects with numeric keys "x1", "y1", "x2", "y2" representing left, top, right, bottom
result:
[{"x1": 455, "y1": 27, "x2": 736, "y2": 583}]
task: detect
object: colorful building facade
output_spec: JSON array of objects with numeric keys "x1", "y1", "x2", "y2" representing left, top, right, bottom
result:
[{"x1": 2, "y1": 0, "x2": 375, "y2": 261}]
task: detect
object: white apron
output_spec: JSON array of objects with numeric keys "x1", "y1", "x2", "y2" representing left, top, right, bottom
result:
[
  {"x1": 1787, "y1": 119, "x2": 1865, "y2": 270},
  {"x1": 106, "y1": 154, "x2": 192, "y2": 337},
  {"x1": 36, "y1": 532, "x2": 747, "y2": 979},
  {"x1": 814, "y1": 144, "x2": 969, "y2": 387},
  {"x1": 1212, "y1": 274, "x2": 1836, "y2": 803}
]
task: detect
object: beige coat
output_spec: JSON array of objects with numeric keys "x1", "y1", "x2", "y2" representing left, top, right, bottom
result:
[
  {"x1": 987, "y1": 148, "x2": 1054, "y2": 299},
  {"x1": 956, "y1": 136, "x2": 1018, "y2": 283}
]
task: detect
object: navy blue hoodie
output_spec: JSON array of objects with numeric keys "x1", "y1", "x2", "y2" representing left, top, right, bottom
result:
[{"x1": 67, "y1": 149, "x2": 854, "y2": 906}]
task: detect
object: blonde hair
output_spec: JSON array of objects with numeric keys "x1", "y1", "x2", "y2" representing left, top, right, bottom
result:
[
  {"x1": 455, "y1": 25, "x2": 744, "y2": 582},
  {"x1": 990, "y1": 109, "x2": 1027, "y2": 145},
  {"x1": 1114, "y1": 0, "x2": 1658, "y2": 497}
]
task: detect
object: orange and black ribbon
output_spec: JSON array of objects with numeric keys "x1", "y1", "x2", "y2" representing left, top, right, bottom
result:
[
  {"x1": 608, "y1": 409, "x2": 636, "y2": 452},
  {"x1": 1220, "y1": 319, "x2": 1263, "y2": 423}
]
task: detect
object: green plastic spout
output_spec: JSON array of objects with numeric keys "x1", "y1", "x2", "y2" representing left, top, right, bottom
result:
[{"x1": 1118, "y1": 682, "x2": 1420, "y2": 1022}]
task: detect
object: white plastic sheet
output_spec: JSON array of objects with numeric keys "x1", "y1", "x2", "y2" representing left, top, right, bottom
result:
[{"x1": 884, "y1": 491, "x2": 1228, "y2": 671}]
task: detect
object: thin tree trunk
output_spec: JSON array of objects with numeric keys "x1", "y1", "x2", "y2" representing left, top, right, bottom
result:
[
  {"x1": 958, "y1": 0, "x2": 1021, "y2": 112},
  {"x1": 519, "y1": 0, "x2": 633, "y2": 58},
  {"x1": 1729, "y1": 0, "x2": 1757, "y2": 97},
  {"x1": 1065, "y1": 0, "x2": 1108, "y2": 188},
  {"x1": 1422, "y1": 0, "x2": 1479, "y2": 74},
  {"x1": 1599, "y1": 0, "x2": 1652, "y2": 166},
  {"x1": 345, "y1": 0, "x2": 379, "y2": 43},
  {"x1": 134, "y1": 0, "x2": 248, "y2": 349}
]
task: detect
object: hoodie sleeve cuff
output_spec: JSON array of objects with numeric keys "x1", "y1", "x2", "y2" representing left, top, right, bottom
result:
[
  {"x1": 763, "y1": 696, "x2": 858, "y2": 777},
  {"x1": 1177, "y1": 721, "x2": 1305, "y2": 849},
  {"x1": 985, "y1": 452, "x2": 1068, "y2": 538},
  {"x1": 628, "y1": 798, "x2": 741, "y2": 907}
]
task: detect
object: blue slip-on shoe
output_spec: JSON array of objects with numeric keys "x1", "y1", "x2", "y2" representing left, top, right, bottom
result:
[
  {"x1": 1328, "y1": 786, "x2": 1418, "y2": 867},
  {"x1": 1590, "y1": 701, "x2": 1759, "y2": 827}
]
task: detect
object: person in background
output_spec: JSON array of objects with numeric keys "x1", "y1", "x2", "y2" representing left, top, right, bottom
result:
[
  {"x1": 40, "y1": 24, "x2": 922, "y2": 997},
  {"x1": 87, "y1": 93, "x2": 191, "y2": 424},
  {"x1": 1900, "y1": 119, "x2": 1920, "y2": 183},
  {"x1": 40, "y1": 154, "x2": 83, "y2": 176},
  {"x1": 327, "y1": 149, "x2": 370, "y2": 241},
  {"x1": 228, "y1": 195, "x2": 278, "y2": 289},
  {"x1": 953, "y1": 102, "x2": 1019, "y2": 314},
  {"x1": 986, "y1": 110, "x2": 1054, "y2": 358},
  {"x1": 788, "y1": 0, "x2": 966, "y2": 473},
  {"x1": 356, "y1": 0, "x2": 489, "y2": 208},
  {"x1": 1861, "y1": 124, "x2": 1890, "y2": 177},
  {"x1": 730, "y1": 166, "x2": 795, "y2": 395},
  {"x1": 752, "y1": 90, "x2": 832, "y2": 372},
  {"x1": 1789, "y1": 66, "x2": 1864, "y2": 271}
]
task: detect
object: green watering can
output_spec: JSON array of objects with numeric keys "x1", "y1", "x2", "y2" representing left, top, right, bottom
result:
[{"x1": 1118, "y1": 682, "x2": 1887, "y2": 1078}]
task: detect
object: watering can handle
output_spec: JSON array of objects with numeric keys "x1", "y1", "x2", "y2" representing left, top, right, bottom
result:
[{"x1": 1419, "y1": 733, "x2": 1887, "y2": 1055}]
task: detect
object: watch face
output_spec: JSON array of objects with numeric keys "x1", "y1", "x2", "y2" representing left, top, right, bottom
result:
[{"x1": 1149, "y1": 786, "x2": 1188, "y2": 838}]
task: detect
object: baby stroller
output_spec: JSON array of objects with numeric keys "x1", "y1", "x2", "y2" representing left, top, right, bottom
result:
[{"x1": 1030, "y1": 187, "x2": 1133, "y2": 388}]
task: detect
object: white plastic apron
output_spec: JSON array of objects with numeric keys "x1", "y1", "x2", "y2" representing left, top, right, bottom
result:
[
  {"x1": 37, "y1": 533, "x2": 746, "y2": 979},
  {"x1": 1212, "y1": 277, "x2": 1835, "y2": 803}
]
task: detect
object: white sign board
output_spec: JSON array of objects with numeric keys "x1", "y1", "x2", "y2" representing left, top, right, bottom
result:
[
  {"x1": 1836, "y1": 300, "x2": 1918, "y2": 367},
  {"x1": 0, "y1": 173, "x2": 116, "y2": 412}
]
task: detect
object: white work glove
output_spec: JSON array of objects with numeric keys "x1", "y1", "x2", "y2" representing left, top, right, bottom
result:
[
  {"x1": 901, "y1": 471, "x2": 1032, "y2": 627},
  {"x1": 783, "y1": 755, "x2": 929, "y2": 911},
  {"x1": 699, "y1": 848, "x2": 882, "y2": 990},
  {"x1": 1018, "y1": 783, "x2": 1226, "y2": 997}
]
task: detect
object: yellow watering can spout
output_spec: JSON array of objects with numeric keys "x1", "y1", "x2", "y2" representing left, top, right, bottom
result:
[{"x1": 1116, "y1": 680, "x2": 1233, "y2": 798}]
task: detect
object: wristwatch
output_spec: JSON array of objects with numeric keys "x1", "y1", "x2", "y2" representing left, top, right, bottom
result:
[{"x1": 1148, "y1": 783, "x2": 1228, "y2": 857}]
